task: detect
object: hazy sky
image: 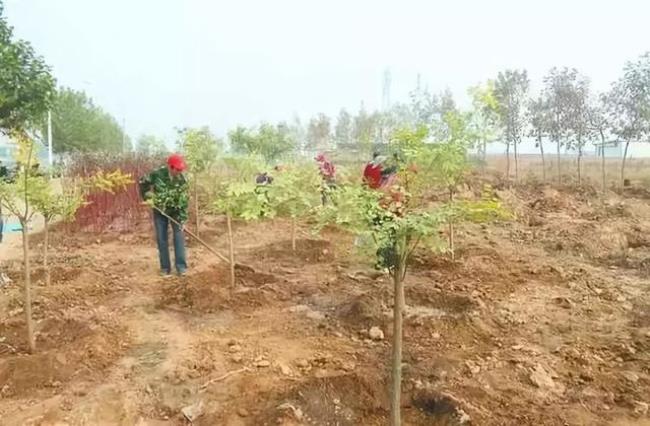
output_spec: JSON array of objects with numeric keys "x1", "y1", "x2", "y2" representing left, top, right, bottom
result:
[{"x1": 5, "y1": 0, "x2": 650, "y2": 145}]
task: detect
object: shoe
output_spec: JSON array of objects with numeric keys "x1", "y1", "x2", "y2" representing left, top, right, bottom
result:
[
  {"x1": 177, "y1": 270, "x2": 187, "y2": 277},
  {"x1": 160, "y1": 271, "x2": 172, "y2": 279}
]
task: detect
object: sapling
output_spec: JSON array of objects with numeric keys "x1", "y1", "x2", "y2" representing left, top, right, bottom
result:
[
  {"x1": 177, "y1": 127, "x2": 220, "y2": 236},
  {"x1": 0, "y1": 134, "x2": 48, "y2": 352},
  {"x1": 211, "y1": 156, "x2": 269, "y2": 287},
  {"x1": 320, "y1": 127, "x2": 506, "y2": 426},
  {"x1": 32, "y1": 188, "x2": 84, "y2": 286},
  {"x1": 265, "y1": 164, "x2": 321, "y2": 251},
  {"x1": 33, "y1": 169, "x2": 132, "y2": 286}
]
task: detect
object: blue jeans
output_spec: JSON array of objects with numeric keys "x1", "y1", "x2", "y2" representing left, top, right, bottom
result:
[{"x1": 153, "y1": 210, "x2": 187, "y2": 275}]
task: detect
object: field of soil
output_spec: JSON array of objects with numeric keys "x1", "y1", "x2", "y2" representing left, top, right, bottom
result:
[{"x1": 1, "y1": 180, "x2": 649, "y2": 425}]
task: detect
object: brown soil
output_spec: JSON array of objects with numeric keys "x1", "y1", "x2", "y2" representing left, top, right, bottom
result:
[{"x1": 1, "y1": 181, "x2": 649, "y2": 425}]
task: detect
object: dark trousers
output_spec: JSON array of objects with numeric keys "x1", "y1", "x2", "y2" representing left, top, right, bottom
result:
[{"x1": 153, "y1": 210, "x2": 187, "y2": 274}]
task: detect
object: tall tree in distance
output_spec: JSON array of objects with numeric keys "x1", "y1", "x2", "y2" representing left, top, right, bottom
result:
[
  {"x1": 136, "y1": 134, "x2": 168, "y2": 156},
  {"x1": 0, "y1": 0, "x2": 55, "y2": 133},
  {"x1": 587, "y1": 95, "x2": 611, "y2": 192},
  {"x1": 494, "y1": 69, "x2": 530, "y2": 182},
  {"x1": 606, "y1": 52, "x2": 650, "y2": 187},
  {"x1": 49, "y1": 88, "x2": 127, "y2": 153},
  {"x1": 566, "y1": 73, "x2": 590, "y2": 184},
  {"x1": 229, "y1": 122, "x2": 295, "y2": 161},
  {"x1": 353, "y1": 104, "x2": 378, "y2": 156},
  {"x1": 468, "y1": 81, "x2": 501, "y2": 165},
  {"x1": 334, "y1": 109, "x2": 353, "y2": 148},
  {"x1": 306, "y1": 113, "x2": 332, "y2": 152},
  {"x1": 542, "y1": 67, "x2": 580, "y2": 184},
  {"x1": 527, "y1": 96, "x2": 550, "y2": 182}
]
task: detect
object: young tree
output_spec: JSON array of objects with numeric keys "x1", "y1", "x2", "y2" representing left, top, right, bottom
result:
[
  {"x1": 606, "y1": 52, "x2": 650, "y2": 187},
  {"x1": 494, "y1": 70, "x2": 530, "y2": 182},
  {"x1": 527, "y1": 96, "x2": 550, "y2": 181},
  {"x1": 177, "y1": 126, "x2": 221, "y2": 235},
  {"x1": 468, "y1": 81, "x2": 501, "y2": 166},
  {"x1": 32, "y1": 187, "x2": 84, "y2": 286},
  {"x1": 0, "y1": 134, "x2": 48, "y2": 352},
  {"x1": 0, "y1": 1, "x2": 55, "y2": 133},
  {"x1": 321, "y1": 127, "x2": 504, "y2": 426},
  {"x1": 211, "y1": 156, "x2": 269, "y2": 287},
  {"x1": 266, "y1": 164, "x2": 321, "y2": 251}
]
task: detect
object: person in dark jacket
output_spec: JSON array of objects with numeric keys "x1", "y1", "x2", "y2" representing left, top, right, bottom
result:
[{"x1": 139, "y1": 154, "x2": 189, "y2": 277}]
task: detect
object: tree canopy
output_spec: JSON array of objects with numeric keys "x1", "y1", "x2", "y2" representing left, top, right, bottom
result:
[
  {"x1": 228, "y1": 122, "x2": 295, "y2": 161},
  {"x1": 48, "y1": 88, "x2": 128, "y2": 153},
  {"x1": 0, "y1": 0, "x2": 55, "y2": 133}
]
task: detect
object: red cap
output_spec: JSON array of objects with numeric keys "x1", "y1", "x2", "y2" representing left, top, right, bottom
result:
[{"x1": 167, "y1": 153, "x2": 187, "y2": 172}]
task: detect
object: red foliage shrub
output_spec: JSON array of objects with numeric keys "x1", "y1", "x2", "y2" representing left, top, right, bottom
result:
[{"x1": 64, "y1": 153, "x2": 165, "y2": 232}]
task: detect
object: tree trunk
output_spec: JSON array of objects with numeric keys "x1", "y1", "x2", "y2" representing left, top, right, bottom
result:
[
  {"x1": 538, "y1": 134, "x2": 546, "y2": 182},
  {"x1": 227, "y1": 213, "x2": 235, "y2": 288},
  {"x1": 600, "y1": 133, "x2": 606, "y2": 193},
  {"x1": 577, "y1": 141, "x2": 583, "y2": 186},
  {"x1": 291, "y1": 217, "x2": 297, "y2": 252},
  {"x1": 448, "y1": 189, "x2": 455, "y2": 261},
  {"x1": 505, "y1": 143, "x2": 511, "y2": 181},
  {"x1": 390, "y1": 254, "x2": 406, "y2": 426},
  {"x1": 621, "y1": 140, "x2": 631, "y2": 189},
  {"x1": 513, "y1": 139, "x2": 519, "y2": 182},
  {"x1": 556, "y1": 140, "x2": 561, "y2": 184},
  {"x1": 482, "y1": 139, "x2": 487, "y2": 172},
  {"x1": 194, "y1": 179, "x2": 200, "y2": 237},
  {"x1": 44, "y1": 217, "x2": 50, "y2": 286},
  {"x1": 22, "y1": 223, "x2": 35, "y2": 353}
]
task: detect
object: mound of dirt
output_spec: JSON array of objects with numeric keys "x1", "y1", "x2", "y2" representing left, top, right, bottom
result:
[
  {"x1": 335, "y1": 294, "x2": 385, "y2": 327},
  {"x1": 259, "y1": 374, "x2": 387, "y2": 425},
  {"x1": 157, "y1": 266, "x2": 278, "y2": 312},
  {"x1": 255, "y1": 239, "x2": 333, "y2": 263},
  {"x1": 0, "y1": 314, "x2": 128, "y2": 398}
]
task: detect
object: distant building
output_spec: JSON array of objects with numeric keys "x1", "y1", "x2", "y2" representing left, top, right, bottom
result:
[
  {"x1": 595, "y1": 141, "x2": 650, "y2": 159},
  {"x1": 595, "y1": 141, "x2": 622, "y2": 158}
]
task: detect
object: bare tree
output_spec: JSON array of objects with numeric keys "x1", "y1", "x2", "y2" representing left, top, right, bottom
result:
[{"x1": 494, "y1": 70, "x2": 529, "y2": 182}]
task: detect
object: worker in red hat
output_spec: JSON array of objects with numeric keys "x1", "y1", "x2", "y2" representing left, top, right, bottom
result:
[{"x1": 139, "y1": 153, "x2": 189, "y2": 277}]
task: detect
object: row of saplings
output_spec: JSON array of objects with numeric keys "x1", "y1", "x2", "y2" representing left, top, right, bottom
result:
[
  {"x1": 0, "y1": 129, "x2": 507, "y2": 426},
  {"x1": 174, "y1": 128, "x2": 507, "y2": 426},
  {"x1": 0, "y1": 134, "x2": 134, "y2": 354}
]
